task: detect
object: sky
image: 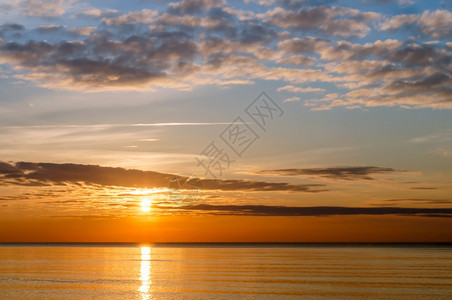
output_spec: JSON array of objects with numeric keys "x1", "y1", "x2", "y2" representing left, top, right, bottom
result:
[{"x1": 0, "y1": 0, "x2": 451, "y2": 242}]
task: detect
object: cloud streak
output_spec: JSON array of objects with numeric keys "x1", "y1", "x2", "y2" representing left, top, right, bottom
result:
[
  {"x1": 0, "y1": 161, "x2": 326, "y2": 192},
  {"x1": 257, "y1": 166, "x2": 400, "y2": 180},
  {"x1": 168, "y1": 203, "x2": 452, "y2": 217}
]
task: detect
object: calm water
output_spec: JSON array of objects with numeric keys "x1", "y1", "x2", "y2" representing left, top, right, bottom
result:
[{"x1": 0, "y1": 245, "x2": 451, "y2": 299}]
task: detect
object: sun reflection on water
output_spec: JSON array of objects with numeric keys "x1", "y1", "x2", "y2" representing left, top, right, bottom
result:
[{"x1": 139, "y1": 247, "x2": 152, "y2": 299}]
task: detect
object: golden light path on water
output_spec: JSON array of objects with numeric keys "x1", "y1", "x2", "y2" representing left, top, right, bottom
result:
[{"x1": 139, "y1": 247, "x2": 152, "y2": 299}]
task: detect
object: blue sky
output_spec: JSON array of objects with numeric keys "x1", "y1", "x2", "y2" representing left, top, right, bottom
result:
[{"x1": 1, "y1": 0, "x2": 451, "y2": 172}]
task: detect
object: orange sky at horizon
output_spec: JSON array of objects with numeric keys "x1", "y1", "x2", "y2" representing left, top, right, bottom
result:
[{"x1": 1, "y1": 215, "x2": 451, "y2": 243}]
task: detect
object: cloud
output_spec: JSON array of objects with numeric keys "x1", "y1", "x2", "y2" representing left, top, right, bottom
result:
[
  {"x1": 201, "y1": 178, "x2": 325, "y2": 192},
  {"x1": 0, "y1": 23, "x2": 25, "y2": 37},
  {"x1": 2, "y1": 0, "x2": 75, "y2": 17},
  {"x1": 380, "y1": 10, "x2": 452, "y2": 39},
  {"x1": 276, "y1": 0, "x2": 338, "y2": 9},
  {"x1": 262, "y1": 6, "x2": 380, "y2": 37},
  {"x1": 276, "y1": 55, "x2": 314, "y2": 66},
  {"x1": 168, "y1": 0, "x2": 225, "y2": 14},
  {"x1": 0, "y1": 0, "x2": 450, "y2": 110},
  {"x1": 0, "y1": 161, "x2": 326, "y2": 192},
  {"x1": 102, "y1": 9, "x2": 159, "y2": 26},
  {"x1": 277, "y1": 85, "x2": 325, "y2": 93},
  {"x1": 434, "y1": 148, "x2": 452, "y2": 157},
  {"x1": 306, "y1": 39, "x2": 452, "y2": 109},
  {"x1": 168, "y1": 203, "x2": 452, "y2": 217},
  {"x1": 409, "y1": 130, "x2": 452, "y2": 143},
  {"x1": 398, "y1": 0, "x2": 414, "y2": 6},
  {"x1": 244, "y1": 0, "x2": 275, "y2": 6},
  {"x1": 80, "y1": 9, "x2": 119, "y2": 18},
  {"x1": 37, "y1": 25, "x2": 65, "y2": 34},
  {"x1": 0, "y1": 32, "x2": 198, "y2": 90},
  {"x1": 384, "y1": 198, "x2": 452, "y2": 204},
  {"x1": 68, "y1": 27, "x2": 96, "y2": 36},
  {"x1": 257, "y1": 166, "x2": 400, "y2": 180},
  {"x1": 277, "y1": 37, "x2": 328, "y2": 54},
  {"x1": 155, "y1": 14, "x2": 221, "y2": 28},
  {"x1": 283, "y1": 96, "x2": 301, "y2": 102},
  {"x1": 0, "y1": 161, "x2": 22, "y2": 175}
]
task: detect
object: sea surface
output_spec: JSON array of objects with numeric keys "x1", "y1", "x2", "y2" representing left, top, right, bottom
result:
[{"x1": 0, "y1": 244, "x2": 451, "y2": 299}]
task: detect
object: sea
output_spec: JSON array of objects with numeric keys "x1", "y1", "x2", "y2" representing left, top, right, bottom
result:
[{"x1": 0, "y1": 243, "x2": 451, "y2": 299}]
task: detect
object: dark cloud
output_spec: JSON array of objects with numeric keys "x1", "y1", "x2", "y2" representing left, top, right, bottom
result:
[
  {"x1": 165, "y1": 203, "x2": 452, "y2": 217},
  {"x1": 168, "y1": 0, "x2": 225, "y2": 14},
  {"x1": 0, "y1": 23, "x2": 25, "y2": 38},
  {"x1": 0, "y1": 161, "x2": 22, "y2": 175},
  {"x1": 101, "y1": 9, "x2": 158, "y2": 26},
  {"x1": 278, "y1": 37, "x2": 328, "y2": 54},
  {"x1": 264, "y1": 6, "x2": 380, "y2": 37},
  {"x1": 393, "y1": 43, "x2": 446, "y2": 67},
  {"x1": 200, "y1": 178, "x2": 325, "y2": 192},
  {"x1": 3, "y1": 161, "x2": 171, "y2": 188},
  {"x1": 0, "y1": 31, "x2": 198, "y2": 89},
  {"x1": 277, "y1": 55, "x2": 314, "y2": 66},
  {"x1": 385, "y1": 199, "x2": 452, "y2": 204},
  {"x1": 37, "y1": 25, "x2": 65, "y2": 34},
  {"x1": 309, "y1": 39, "x2": 452, "y2": 109},
  {"x1": 380, "y1": 10, "x2": 452, "y2": 39},
  {"x1": 237, "y1": 23, "x2": 278, "y2": 44},
  {"x1": 383, "y1": 71, "x2": 451, "y2": 89},
  {"x1": 257, "y1": 166, "x2": 399, "y2": 180},
  {"x1": 0, "y1": 161, "x2": 326, "y2": 193},
  {"x1": 277, "y1": 0, "x2": 338, "y2": 9}
]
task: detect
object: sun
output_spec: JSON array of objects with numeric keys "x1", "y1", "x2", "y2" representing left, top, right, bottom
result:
[{"x1": 141, "y1": 197, "x2": 152, "y2": 212}]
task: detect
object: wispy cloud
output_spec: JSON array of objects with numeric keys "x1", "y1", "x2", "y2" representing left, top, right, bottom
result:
[
  {"x1": 384, "y1": 198, "x2": 452, "y2": 204},
  {"x1": 5, "y1": 122, "x2": 235, "y2": 129},
  {"x1": 277, "y1": 85, "x2": 326, "y2": 93},
  {"x1": 166, "y1": 203, "x2": 452, "y2": 217},
  {"x1": 257, "y1": 166, "x2": 401, "y2": 180},
  {"x1": 283, "y1": 96, "x2": 301, "y2": 103},
  {"x1": 434, "y1": 148, "x2": 452, "y2": 158}
]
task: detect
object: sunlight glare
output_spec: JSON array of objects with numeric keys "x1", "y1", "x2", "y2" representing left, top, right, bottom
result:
[
  {"x1": 141, "y1": 198, "x2": 152, "y2": 212},
  {"x1": 131, "y1": 188, "x2": 168, "y2": 195},
  {"x1": 139, "y1": 247, "x2": 151, "y2": 299}
]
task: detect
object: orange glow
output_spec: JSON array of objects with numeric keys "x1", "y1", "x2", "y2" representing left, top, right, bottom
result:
[
  {"x1": 1, "y1": 215, "x2": 452, "y2": 243},
  {"x1": 141, "y1": 198, "x2": 152, "y2": 212},
  {"x1": 139, "y1": 247, "x2": 151, "y2": 299}
]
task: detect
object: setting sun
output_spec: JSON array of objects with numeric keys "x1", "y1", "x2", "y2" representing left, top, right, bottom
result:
[{"x1": 141, "y1": 198, "x2": 152, "y2": 212}]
